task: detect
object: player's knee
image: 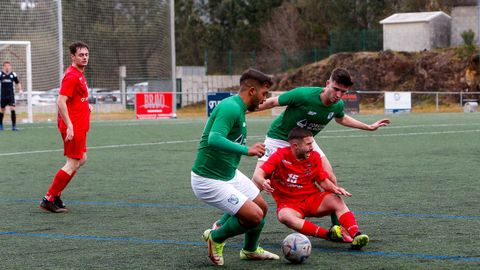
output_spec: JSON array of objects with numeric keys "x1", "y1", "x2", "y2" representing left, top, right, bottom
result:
[
  {"x1": 242, "y1": 210, "x2": 263, "y2": 228},
  {"x1": 277, "y1": 214, "x2": 295, "y2": 228},
  {"x1": 256, "y1": 200, "x2": 268, "y2": 217},
  {"x1": 79, "y1": 156, "x2": 87, "y2": 167}
]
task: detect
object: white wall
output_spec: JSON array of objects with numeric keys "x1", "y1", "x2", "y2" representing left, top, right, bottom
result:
[{"x1": 383, "y1": 22, "x2": 430, "y2": 51}]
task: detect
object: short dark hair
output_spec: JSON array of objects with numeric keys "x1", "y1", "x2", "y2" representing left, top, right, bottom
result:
[
  {"x1": 240, "y1": 68, "x2": 273, "y2": 87},
  {"x1": 69, "y1": 41, "x2": 89, "y2": 55},
  {"x1": 288, "y1": 127, "x2": 313, "y2": 142},
  {"x1": 2, "y1": 61, "x2": 11, "y2": 66},
  {"x1": 331, "y1": 68, "x2": 353, "y2": 87}
]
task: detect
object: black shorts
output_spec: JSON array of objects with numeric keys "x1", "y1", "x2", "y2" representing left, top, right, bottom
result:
[{"x1": 1, "y1": 97, "x2": 15, "y2": 108}]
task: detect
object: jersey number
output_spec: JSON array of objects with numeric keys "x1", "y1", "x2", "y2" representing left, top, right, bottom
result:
[{"x1": 286, "y1": 174, "x2": 299, "y2": 184}]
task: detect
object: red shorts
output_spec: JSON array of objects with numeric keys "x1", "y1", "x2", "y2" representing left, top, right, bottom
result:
[
  {"x1": 275, "y1": 192, "x2": 332, "y2": 218},
  {"x1": 61, "y1": 131, "x2": 87, "y2": 159}
]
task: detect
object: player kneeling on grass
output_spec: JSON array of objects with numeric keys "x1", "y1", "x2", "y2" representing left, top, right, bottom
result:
[{"x1": 253, "y1": 127, "x2": 369, "y2": 250}]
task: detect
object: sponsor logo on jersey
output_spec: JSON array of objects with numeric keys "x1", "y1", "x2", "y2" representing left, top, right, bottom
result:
[
  {"x1": 307, "y1": 111, "x2": 317, "y2": 115},
  {"x1": 296, "y1": 119, "x2": 308, "y2": 128},
  {"x1": 80, "y1": 97, "x2": 89, "y2": 102},
  {"x1": 282, "y1": 159, "x2": 292, "y2": 165},
  {"x1": 227, "y1": 194, "x2": 239, "y2": 205}
]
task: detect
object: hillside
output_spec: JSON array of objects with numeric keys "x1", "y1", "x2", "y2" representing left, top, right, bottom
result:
[{"x1": 270, "y1": 48, "x2": 478, "y2": 93}]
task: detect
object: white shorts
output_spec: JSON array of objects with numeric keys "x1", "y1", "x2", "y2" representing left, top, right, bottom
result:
[
  {"x1": 259, "y1": 136, "x2": 326, "y2": 162},
  {"x1": 191, "y1": 170, "x2": 260, "y2": 215}
]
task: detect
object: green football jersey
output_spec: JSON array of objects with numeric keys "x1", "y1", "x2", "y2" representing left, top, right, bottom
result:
[
  {"x1": 192, "y1": 95, "x2": 249, "y2": 181},
  {"x1": 267, "y1": 87, "x2": 345, "y2": 140}
]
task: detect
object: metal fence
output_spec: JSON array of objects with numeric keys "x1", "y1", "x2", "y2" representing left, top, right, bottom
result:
[
  {"x1": 5, "y1": 90, "x2": 478, "y2": 124},
  {"x1": 204, "y1": 29, "x2": 383, "y2": 75}
]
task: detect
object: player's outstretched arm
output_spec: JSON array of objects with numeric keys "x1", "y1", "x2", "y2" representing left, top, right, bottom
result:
[
  {"x1": 252, "y1": 167, "x2": 274, "y2": 193},
  {"x1": 335, "y1": 115, "x2": 390, "y2": 131},
  {"x1": 249, "y1": 96, "x2": 280, "y2": 113},
  {"x1": 318, "y1": 179, "x2": 352, "y2": 197}
]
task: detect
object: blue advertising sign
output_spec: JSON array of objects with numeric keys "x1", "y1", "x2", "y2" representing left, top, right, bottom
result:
[{"x1": 206, "y1": 92, "x2": 235, "y2": 116}]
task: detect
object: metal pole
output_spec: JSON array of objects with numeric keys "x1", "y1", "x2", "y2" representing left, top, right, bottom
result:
[
  {"x1": 436, "y1": 92, "x2": 439, "y2": 112},
  {"x1": 119, "y1": 65, "x2": 126, "y2": 109},
  {"x1": 26, "y1": 42, "x2": 33, "y2": 123},
  {"x1": 57, "y1": 0, "x2": 64, "y2": 83},
  {"x1": 170, "y1": 0, "x2": 177, "y2": 118}
]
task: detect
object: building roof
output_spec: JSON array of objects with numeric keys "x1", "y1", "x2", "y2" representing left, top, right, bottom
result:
[{"x1": 380, "y1": 11, "x2": 451, "y2": 24}]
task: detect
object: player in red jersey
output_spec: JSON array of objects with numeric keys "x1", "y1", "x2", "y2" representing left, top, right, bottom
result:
[
  {"x1": 253, "y1": 127, "x2": 369, "y2": 249},
  {"x1": 40, "y1": 41, "x2": 91, "y2": 213}
]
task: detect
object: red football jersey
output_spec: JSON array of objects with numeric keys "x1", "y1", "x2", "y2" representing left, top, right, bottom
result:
[
  {"x1": 58, "y1": 65, "x2": 90, "y2": 133},
  {"x1": 261, "y1": 147, "x2": 329, "y2": 202}
]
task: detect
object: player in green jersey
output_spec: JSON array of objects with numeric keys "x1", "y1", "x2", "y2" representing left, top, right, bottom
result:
[
  {"x1": 191, "y1": 68, "x2": 279, "y2": 266},
  {"x1": 251, "y1": 68, "x2": 390, "y2": 241}
]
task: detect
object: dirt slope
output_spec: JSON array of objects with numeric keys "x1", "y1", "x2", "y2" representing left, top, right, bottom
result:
[{"x1": 271, "y1": 49, "x2": 476, "y2": 92}]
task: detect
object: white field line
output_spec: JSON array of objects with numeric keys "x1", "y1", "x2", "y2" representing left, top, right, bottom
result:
[{"x1": 1, "y1": 129, "x2": 480, "y2": 157}]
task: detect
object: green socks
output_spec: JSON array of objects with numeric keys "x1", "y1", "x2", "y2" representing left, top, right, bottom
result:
[
  {"x1": 331, "y1": 213, "x2": 340, "y2": 226},
  {"x1": 211, "y1": 215, "x2": 249, "y2": 243},
  {"x1": 243, "y1": 218, "x2": 265, "y2": 252},
  {"x1": 211, "y1": 215, "x2": 266, "y2": 251},
  {"x1": 217, "y1": 213, "x2": 232, "y2": 227}
]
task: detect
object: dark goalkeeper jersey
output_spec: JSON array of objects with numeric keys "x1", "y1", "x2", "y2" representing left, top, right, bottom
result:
[{"x1": 0, "y1": 71, "x2": 20, "y2": 99}]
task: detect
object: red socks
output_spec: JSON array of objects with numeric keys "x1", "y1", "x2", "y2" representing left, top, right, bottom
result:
[
  {"x1": 300, "y1": 220, "x2": 329, "y2": 240},
  {"x1": 45, "y1": 170, "x2": 75, "y2": 201},
  {"x1": 339, "y1": 211, "x2": 359, "y2": 237}
]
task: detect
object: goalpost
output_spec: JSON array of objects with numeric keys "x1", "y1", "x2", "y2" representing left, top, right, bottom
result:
[{"x1": 0, "y1": 41, "x2": 33, "y2": 123}]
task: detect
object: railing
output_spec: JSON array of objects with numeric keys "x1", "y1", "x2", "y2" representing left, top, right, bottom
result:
[{"x1": 7, "y1": 90, "x2": 480, "y2": 123}]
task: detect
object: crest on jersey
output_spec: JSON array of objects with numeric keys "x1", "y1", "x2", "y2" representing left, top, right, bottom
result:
[
  {"x1": 327, "y1": 112, "x2": 334, "y2": 119},
  {"x1": 227, "y1": 194, "x2": 239, "y2": 205}
]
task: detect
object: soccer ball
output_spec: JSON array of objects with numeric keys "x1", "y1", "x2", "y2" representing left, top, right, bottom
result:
[{"x1": 281, "y1": 233, "x2": 312, "y2": 264}]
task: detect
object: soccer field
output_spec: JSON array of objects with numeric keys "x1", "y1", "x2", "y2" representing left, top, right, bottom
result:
[{"x1": 0, "y1": 113, "x2": 479, "y2": 269}]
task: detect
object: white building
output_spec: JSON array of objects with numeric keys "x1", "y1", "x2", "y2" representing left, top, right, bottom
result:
[
  {"x1": 451, "y1": 0, "x2": 479, "y2": 46},
  {"x1": 380, "y1": 11, "x2": 451, "y2": 52}
]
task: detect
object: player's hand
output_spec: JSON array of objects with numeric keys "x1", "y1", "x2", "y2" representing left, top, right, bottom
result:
[
  {"x1": 248, "y1": 143, "x2": 265, "y2": 157},
  {"x1": 332, "y1": 186, "x2": 352, "y2": 197},
  {"x1": 261, "y1": 179, "x2": 274, "y2": 194},
  {"x1": 88, "y1": 104, "x2": 93, "y2": 112},
  {"x1": 65, "y1": 124, "x2": 74, "y2": 142},
  {"x1": 368, "y1": 118, "x2": 390, "y2": 130}
]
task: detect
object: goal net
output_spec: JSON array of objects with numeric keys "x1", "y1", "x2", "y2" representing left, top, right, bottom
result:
[{"x1": 0, "y1": 0, "x2": 174, "y2": 122}]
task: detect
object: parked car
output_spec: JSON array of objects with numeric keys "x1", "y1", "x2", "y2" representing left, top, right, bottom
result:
[
  {"x1": 15, "y1": 91, "x2": 56, "y2": 106},
  {"x1": 126, "y1": 82, "x2": 148, "y2": 108},
  {"x1": 96, "y1": 89, "x2": 119, "y2": 103}
]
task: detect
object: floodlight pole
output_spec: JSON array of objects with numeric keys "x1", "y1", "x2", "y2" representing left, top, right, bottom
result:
[
  {"x1": 170, "y1": 0, "x2": 177, "y2": 118},
  {"x1": 57, "y1": 0, "x2": 64, "y2": 82}
]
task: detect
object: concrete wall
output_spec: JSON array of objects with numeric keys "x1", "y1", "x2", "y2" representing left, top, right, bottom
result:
[
  {"x1": 383, "y1": 23, "x2": 430, "y2": 51},
  {"x1": 451, "y1": 6, "x2": 479, "y2": 46},
  {"x1": 179, "y1": 75, "x2": 241, "y2": 106}
]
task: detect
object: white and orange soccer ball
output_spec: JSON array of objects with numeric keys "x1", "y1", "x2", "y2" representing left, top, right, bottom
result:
[{"x1": 281, "y1": 233, "x2": 312, "y2": 264}]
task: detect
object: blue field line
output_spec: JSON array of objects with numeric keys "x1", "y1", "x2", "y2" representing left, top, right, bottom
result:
[
  {"x1": 1, "y1": 231, "x2": 479, "y2": 262},
  {"x1": 2, "y1": 198, "x2": 480, "y2": 220}
]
